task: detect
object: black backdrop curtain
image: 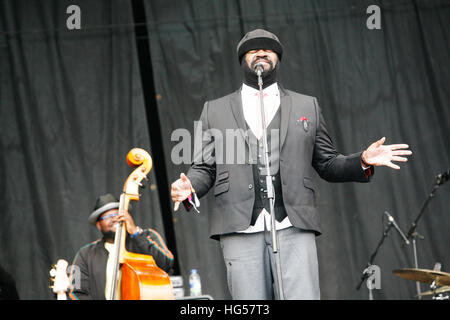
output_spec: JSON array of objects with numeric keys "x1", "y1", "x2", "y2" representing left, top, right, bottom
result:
[
  {"x1": 1, "y1": 0, "x2": 449, "y2": 300},
  {"x1": 0, "y1": 0, "x2": 165, "y2": 299}
]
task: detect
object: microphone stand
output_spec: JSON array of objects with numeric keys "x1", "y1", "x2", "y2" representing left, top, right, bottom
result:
[
  {"x1": 405, "y1": 171, "x2": 448, "y2": 299},
  {"x1": 356, "y1": 215, "x2": 394, "y2": 299},
  {"x1": 256, "y1": 67, "x2": 285, "y2": 300}
]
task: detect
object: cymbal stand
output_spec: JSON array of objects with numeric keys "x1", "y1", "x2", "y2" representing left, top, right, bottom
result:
[
  {"x1": 424, "y1": 280, "x2": 448, "y2": 300},
  {"x1": 405, "y1": 173, "x2": 446, "y2": 299}
]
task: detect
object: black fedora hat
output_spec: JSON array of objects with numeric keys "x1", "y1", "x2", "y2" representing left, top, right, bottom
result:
[{"x1": 88, "y1": 193, "x2": 120, "y2": 225}]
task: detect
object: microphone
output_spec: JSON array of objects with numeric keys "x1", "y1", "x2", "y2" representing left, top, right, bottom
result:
[
  {"x1": 436, "y1": 169, "x2": 450, "y2": 186},
  {"x1": 254, "y1": 63, "x2": 264, "y2": 76},
  {"x1": 384, "y1": 211, "x2": 410, "y2": 245}
]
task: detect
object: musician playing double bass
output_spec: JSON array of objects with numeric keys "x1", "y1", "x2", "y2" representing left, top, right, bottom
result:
[{"x1": 69, "y1": 193, "x2": 174, "y2": 300}]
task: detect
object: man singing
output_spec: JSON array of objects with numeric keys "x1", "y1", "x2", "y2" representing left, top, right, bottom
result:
[{"x1": 171, "y1": 29, "x2": 412, "y2": 299}]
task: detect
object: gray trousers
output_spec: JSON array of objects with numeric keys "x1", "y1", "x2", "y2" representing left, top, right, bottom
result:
[{"x1": 219, "y1": 227, "x2": 320, "y2": 300}]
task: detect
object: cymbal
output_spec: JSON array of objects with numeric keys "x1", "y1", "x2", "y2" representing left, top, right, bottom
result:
[
  {"x1": 417, "y1": 286, "x2": 450, "y2": 297},
  {"x1": 393, "y1": 268, "x2": 450, "y2": 286}
]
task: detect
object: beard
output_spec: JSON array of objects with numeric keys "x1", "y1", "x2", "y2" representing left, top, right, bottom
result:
[
  {"x1": 250, "y1": 57, "x2": 274, "y2": 73},
  {"x1": 241, "y1": 58, "x2": 279, "y2": 90},
  {"x1": 101, "y1": 230, "x2": 116, "y2": 242}
]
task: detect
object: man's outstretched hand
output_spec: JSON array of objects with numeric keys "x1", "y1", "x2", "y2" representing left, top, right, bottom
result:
[
  {"x1": 171, "y1": 173, "x2": 192, "y2": 211},
  {"x1": 362, "y1": 137, "x2": 412, "y2": 170}
]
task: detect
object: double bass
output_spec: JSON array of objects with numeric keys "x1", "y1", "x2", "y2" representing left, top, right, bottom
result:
[{"x1": 108, "y1": 148, "x2": 174, "y2": 300}]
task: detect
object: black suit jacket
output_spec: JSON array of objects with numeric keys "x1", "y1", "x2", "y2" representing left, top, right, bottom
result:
[{"x1": 187, "y1": 85, "x2": 372, "y2": 239}]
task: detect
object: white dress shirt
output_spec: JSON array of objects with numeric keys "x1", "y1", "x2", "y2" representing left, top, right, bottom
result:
[{"x1": 104, "y1": 241, "x2": 114, "y2": 299}]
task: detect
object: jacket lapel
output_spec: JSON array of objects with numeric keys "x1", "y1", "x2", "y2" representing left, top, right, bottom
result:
[
  {"x1": 279, "y1": 85, "x2": 291, "y2": 151},
  {"x1": 230, "y1": 88, "x2": 250, "y2": 147}
]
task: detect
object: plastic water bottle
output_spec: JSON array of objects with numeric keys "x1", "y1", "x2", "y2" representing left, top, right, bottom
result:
[{"x1": 189, "y1": 269, "x2": 202, "y2": 296}]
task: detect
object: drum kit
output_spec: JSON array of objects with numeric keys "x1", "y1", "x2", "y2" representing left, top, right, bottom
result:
[{"x1": 393, "y1": 268, "x2": 450, "y2": 300}]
